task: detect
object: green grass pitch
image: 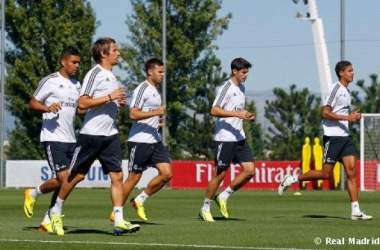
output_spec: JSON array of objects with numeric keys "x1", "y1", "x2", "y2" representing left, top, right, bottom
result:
[{"x1": 0, "y1": 189, "x2": 378, "y2": 250}]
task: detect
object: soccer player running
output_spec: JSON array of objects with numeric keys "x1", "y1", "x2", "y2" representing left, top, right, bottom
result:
[
  {"x1": 278, "y1": 61, "x2": 372, "y2": 221},
  {"x1": 49, "y1": 38, "x2": 141, "y2": 236},
  {"x1": 111, "y1": 58, "x2": 172, "y2": 222},
  {"x1": 24, "y1": 46, "x2": 82, "y2": 233},
  {"x1": 199, "y1": 58, "x2": 256, "y2": 222}
]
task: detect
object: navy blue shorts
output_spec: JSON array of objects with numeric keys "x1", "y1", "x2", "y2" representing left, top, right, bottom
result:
[
  {"x1": 69, "y1": 134, "x2": 122, "y2": 175},
  {"x1": 214, "y1": 139, "x2": 254, "y2": 170},
  {"x1": 43, "y1": 141, "x2": 76, "y2": 174},
  {"x1": 127, "y1": 142, "x2": 171, "y2": 172},
  {"x1": 322, "y1": 136, "x2": 357, "y2": 165}
]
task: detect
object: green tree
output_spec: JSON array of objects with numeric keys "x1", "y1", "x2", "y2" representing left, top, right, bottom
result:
[
  {"x1": 5, "y1": 0, "x2": 96, "y2": 159},
  {"x1": 244, "y1": 100, "x2": 266, "y2": 160},
  {"x1": 180, "y1": 60, "x2": 228, "y2": 160},
  {"x1": 116, "y1": 105, "x2": 133, "y2": 159},
  {"x1": 350, "y1": 74, "x2": 380, "y2": 151},
  {"x1": 265, "y1": 85, "x2": 322, "y2": 160},
  {"x1": 351, "y1": 74, "x2": 380, "y2": 113},
  {"x1": 119, "y1": 0, "x2": 231, "y2": 159}
]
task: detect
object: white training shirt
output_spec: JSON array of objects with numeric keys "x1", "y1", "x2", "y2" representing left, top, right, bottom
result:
[
  {"x1": 33, "y1": 72, "x2": 81, "y2": 143},
  {"x1": 322, "y1": 81, "x2": 351, "y2": 136},
  {"x1": 128, "y1": 81, "x2": 162, "y2": 143},
  {"x1": 79, "y1": 65, "x2": 121, "y2": 136},
  {"x1": 212, "y1": 80, "x2": 246, "y2": 141}
]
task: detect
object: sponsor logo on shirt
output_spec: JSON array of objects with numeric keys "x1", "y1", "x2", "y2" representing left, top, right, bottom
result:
[{"x1": 61, "y1": 100, "x2": 77, "y2": 108}]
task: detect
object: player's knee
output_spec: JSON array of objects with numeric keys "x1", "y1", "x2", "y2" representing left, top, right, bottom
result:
[
  {"x1": 246, "y1": 169, "x2": 255, "y2": 179},
  {"x1": 162, "y1": 172, "x2": 173, "y2": 182},
  {"x1": 76, "y1": 173, "x2": 86, "y2": 182},
  {"x1": 110, "y1": 172, "x2": 124, "y2": 183},
  {"x1": 54, "y1": 179, "x2": 63, "y2": 187},
  {"x1": 346, "y1": 167, "x2": 356, "y2": 179},
  {"x1": 321, "y1": 172, "x2": 332, "y2": 179},
  {"x1": 130, "y1": 174, "x2": 142, "y2": 183}
]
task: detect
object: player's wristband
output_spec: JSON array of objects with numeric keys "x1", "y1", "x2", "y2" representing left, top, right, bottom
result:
[{"x1": 108, "y1": 94, "x2": 112, "y2": 101}]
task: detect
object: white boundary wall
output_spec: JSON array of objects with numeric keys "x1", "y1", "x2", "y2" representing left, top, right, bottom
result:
[{"x1": 5, "y1": 160, "x2": 158, "y2": 188}]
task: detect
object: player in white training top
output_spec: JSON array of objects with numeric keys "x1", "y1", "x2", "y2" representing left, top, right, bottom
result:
[
  {"x1": 278, "y1": 61, "x2": 372, "y2": 221},
  {"x1": 199, "y1": 58, "x2": 256, "y2": 222},
  {"x1": 24, "y1": 46, "x2": 82, "y2": 233},
  {"x1": 49, "y1": 38, "x2": 141, "y2": 236},
  {"x1": 117, "y1": 58, "x2": 171, "y2": 222}
]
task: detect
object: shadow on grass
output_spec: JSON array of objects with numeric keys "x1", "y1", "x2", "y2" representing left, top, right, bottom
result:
[
  {"x1": 197, "y1": 217, "x2": 246, "y2": 221},
  {"x1": 130, "y1": 221, "x2": 163, "y2": 226},
  {"x1": 67, "y1": 229, "x2": 114, "y2": 235},
  {"x1": 303, "y1": 214, "x2": 349, "y2": 220},
  {"x1": 23, "y1": 226, "x2": 78, "y2": 231}
]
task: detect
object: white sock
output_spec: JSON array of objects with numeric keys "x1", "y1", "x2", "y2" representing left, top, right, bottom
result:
[
  {"x1": 50, "y1": 197, "x2": 64, "y2": 216},
  {"x1": 351, "y1": 201, "x2": 360, "y2": 214},
  {"x1": 291, "y1": 175, "x2": 299, "y2": 184},
  {"x1": 135, "y1": 191, "x2": 149, "y2": 204},
  {"x1": 30, "y1": 186, "x2": 43, "y2": 199},
  {"x1": 219, "y1": 186, "x2": 234, "y2": 201},
  {"x1": 41, "y1": 210, "x2": 51, "y2": 224},
  {"x1": 201, "y1": 198, "x2": 212, "y2": 211},
  {"x1": 113, "y1": 206, "x2": 124, "y2": 225}
]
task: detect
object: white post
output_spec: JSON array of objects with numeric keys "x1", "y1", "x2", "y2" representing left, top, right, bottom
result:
[
  {"x1": 162, "y1": 0, "x2": 167, "y2": 146},
  {"x1": 0, "y1": 0, "x2": 5, "y2": 188},
  {"x1": 307, "y1": 0, "x2": 332, "y2": 100},
  {"x1": 340, "y1": 0, "x2": 345, "y2": 61},
  {"x1": 360, "y1": 115, "x2": 365, "y2": 191}
]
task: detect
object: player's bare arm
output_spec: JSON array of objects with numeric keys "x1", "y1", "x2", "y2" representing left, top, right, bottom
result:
[
  {"x1": 211, "y1": 106, "x2": 254, "y2": 121},
  {"x1": 76, "y1": 108, "x2": 87, "y2": 115},
  {"x1": 78, "y1": 87, "x2": 125, "y2": 109},
  {"x1": 129, "y1": 105, "x2": 166, "y2": 120},
  {"x1": 29, "y1": 97, "x2": 61, "y2": 114},
  {"x1": 322, "y1": 105, "x2": 360, "y2": 122}
]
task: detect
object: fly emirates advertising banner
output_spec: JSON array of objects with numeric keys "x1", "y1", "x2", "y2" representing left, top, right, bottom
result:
[
  {"x1": 171, "y1": 161, "x2": 302, "y2": 190},
  {"x1": 7, "y1": 160, "x2": 358, "y2": 190}
]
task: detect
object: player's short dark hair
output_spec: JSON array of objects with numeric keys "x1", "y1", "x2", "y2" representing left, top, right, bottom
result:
[
  {"x1": 335, "y1": 60, "x2": 352, "y2": 79},
  {"x1": 231, "y1": 58, "x2": 252, "y2": 71},
  {"x1": 145, "y1": 58, "x2": 164, "y2": 74},
  {"x1": 60, "y1": 46, "x2": 80, "y2": 60},
  {"x1": 92, "y1": 37, "x2": 116, "y2": 63}
]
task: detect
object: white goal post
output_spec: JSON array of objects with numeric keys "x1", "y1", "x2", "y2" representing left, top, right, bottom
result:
[{"x1": 360, "y1": 114, "x2": 380, "y2": 191}]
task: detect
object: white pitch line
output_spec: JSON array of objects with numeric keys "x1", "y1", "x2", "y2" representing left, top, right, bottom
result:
[{"x1": 0, "y1": 238, "x2": 324, "y2": 250}]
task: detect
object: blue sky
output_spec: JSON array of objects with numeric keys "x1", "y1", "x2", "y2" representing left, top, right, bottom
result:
[{"x1": 92, "y1": 0, "x2": 380, "y2": 95}]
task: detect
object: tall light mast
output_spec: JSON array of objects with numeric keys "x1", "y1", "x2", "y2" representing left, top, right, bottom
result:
[{"x1": 294, "y1": 0, "x2": 332, "y2": 99}]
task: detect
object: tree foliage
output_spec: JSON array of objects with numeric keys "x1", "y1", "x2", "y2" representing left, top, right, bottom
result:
[
  {"x1": 244, "y1": 100, "x2": 266, "y2": 160},
  {"x1": 351, "y1": 74, "x2": 380, "y2": 113},
  {"x1": 119, "y1": 0, "x2": 231, "y2": 159},
  {"x1": 265, "y1": 84, "x2": 322, "y2": 160},
  {"x1": 5, "y1": 0, "x2": 97, "y2": 159},
  {"x1": 350, "y1": 74, "x2": 380, "y2": 151}
]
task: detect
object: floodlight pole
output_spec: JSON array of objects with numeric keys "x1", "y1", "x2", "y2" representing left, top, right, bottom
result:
[
  {"x1": 340, "y1": 0, "x2": 345, "y2": 61},
  {"x1": 0, "y1": 0, "x2": 5, "y2": 188},
  {"x1": 340, "y1": 0, "x2": 346, "y2": 191},
  {"x1": 307, "y1": 0, "x2": 332, "y2": 100},
  {"x1": 162, "y1": 0, "x2": 167, "y2": 146},
  {"x1": 295, "y1": 0, "x2": 332, "y2": 100}
]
